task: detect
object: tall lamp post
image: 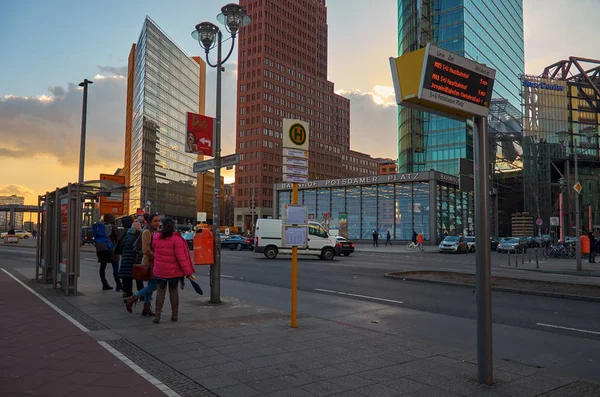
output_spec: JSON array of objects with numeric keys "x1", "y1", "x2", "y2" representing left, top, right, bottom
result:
[
  {"x1": 192, "y1": 3, "x2": 251, "y2": 303},
  {"x1": 78, "y1": 79, "x2": 93, "y2": 183},
  {"x1": 558, "y1": 127, "x2": 597, "y2": 271}
]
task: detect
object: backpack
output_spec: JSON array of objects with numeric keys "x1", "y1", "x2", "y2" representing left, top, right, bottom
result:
[{"x1": 93, "y1": 222, "x2": 116, "y2": 254}]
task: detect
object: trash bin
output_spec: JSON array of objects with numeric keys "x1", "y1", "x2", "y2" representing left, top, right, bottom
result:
[{"x1": 193, "y1": 228, "x2": 214, "y2": 265}]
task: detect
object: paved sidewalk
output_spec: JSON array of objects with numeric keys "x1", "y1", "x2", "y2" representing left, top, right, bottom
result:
[
  {"x1": 0, "y1": 271, "x2": 168, "y2": 397},
  {"x1": 3, "y1": 263, "x2": 600, "y2": 397}
]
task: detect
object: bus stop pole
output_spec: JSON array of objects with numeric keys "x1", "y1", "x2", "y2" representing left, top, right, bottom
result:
[{"x1": 474, "y1": 116, "x2": 493, "y2": 385}]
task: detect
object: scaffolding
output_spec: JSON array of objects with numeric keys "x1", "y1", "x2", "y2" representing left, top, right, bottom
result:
[{"x1": 522, "y1": 57, "x2": 600, "y2": 236}]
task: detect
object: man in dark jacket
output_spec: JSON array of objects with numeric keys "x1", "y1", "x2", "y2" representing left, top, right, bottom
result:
[
  {"x1": 372, "y1": 230, "x2": 379, "y2": 247},
  {"x1": 588, "y1": 232, "x2": 596, "y2": 263},
  {"x1": 97, "y1": 213, "x2": 123, "y2": 291}
]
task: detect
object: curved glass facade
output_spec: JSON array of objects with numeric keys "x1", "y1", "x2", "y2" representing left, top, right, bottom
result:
[
  {"x1": 275, "y1": 172, "x2": 473, "y2": 242},
  {"x1": 397, "y1": 0, "x2": 524, "y2": 175},
  {"x1": 129, "y1": 17, "x2": 201, "y2": 220}
]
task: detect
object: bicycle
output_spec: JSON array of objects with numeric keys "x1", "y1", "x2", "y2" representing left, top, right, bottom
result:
[{"x1": 406, "y1": 241, "x2": 424, "y2": 251}]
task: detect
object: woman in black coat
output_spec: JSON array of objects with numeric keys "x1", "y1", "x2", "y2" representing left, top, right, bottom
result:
[{"x1": 119, "y1": 219, "x2": 143, "y2": 299}]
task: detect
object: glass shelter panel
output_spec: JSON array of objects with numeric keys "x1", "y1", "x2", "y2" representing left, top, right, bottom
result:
[
  {"x1": 413, "y1": 182, "x2": 430, "y2": 241},
  {"x1": 361, "y1": 186, "x2": 378, "y2": 239},
  {"x1": 278, "y1": 191, "x2": 291, "y2": 219},
  {"x1": 330, "y1": 187, "x2": 345, "y2": 231},
  {"x1": 302, "y1": 190, "x2": 317, "y2": 220},
  {"x1": 378, "y1": 184, "x2": 395, "y2": 239},
  {"x1": 316, "y1": 189, "x2": 331, "y2": 226},
  {"x1": 346, "y1": 187, "x2": 361, "y2": 240},
  {"x1": 396, "y1": 184, "x2": 413, "y2": 240}
]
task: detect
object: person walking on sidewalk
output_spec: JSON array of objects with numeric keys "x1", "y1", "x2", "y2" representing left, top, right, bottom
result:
[
  {"x1": 119, "y1": 218, "x2": 142, "y2": 301},
  {"x1": 126, "y1": 214, "x2": 161, "y2": 316},
  {"x1": 372, "y1": 230, "x2": 379, "y2": 247},
  {"x1": 385, "y1": 230, "x2": 392, "y2": 246},
  {"x1": 96, "y1": 213, "x2": 123, "y2": 291},
  {"x1": 588, "y1": 231, "x2": 596, "y2": 263},
  {"x1": 151, "y1": 218, "x2": 195, "y2": 324}
]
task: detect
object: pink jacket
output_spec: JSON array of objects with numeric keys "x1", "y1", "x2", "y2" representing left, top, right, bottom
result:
[{"x1": 152, "y1": 232, "x2": 195, "y2": 279}]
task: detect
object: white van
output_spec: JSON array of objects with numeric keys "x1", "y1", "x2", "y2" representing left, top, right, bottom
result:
[{"x1": 254, "y1": 219, "x2": 341, "y2": 260}]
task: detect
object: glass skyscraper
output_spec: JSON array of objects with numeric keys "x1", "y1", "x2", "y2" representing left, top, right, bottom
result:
[
  {"x1": 124, "y1": 17, "x2": 204, "y2": 220},
  {"x1": 397, "y1": 0, "x2": 524, "y2": 175}
]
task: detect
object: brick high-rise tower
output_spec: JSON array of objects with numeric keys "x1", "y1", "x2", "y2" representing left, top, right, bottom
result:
[{"x1": 234, "y1": 0, "x2": 377, "y2": 231}]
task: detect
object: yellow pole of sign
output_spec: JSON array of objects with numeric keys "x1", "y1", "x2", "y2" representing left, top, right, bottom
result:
[{"x1": 291, "y1": 183, "x2": 298, "y2": 328}]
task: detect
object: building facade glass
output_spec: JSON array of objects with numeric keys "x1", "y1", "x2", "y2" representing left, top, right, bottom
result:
[
  {"x1": 397, "y1": 0, "x2": 524, "y2": 175},
  {"x1": 275, "y1": 172, "x2": 471, "y2": 242},
  {"x1": 128, "y1": 17, "x2": 201, "y2": 220}
]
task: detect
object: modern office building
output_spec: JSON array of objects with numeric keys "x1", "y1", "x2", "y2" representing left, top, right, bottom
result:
[
  {"x1": 123, "y1": 17, "x2": 215, "y2": 223},
  {"x1": 521, "y1": 57, "x2": 600, "y2": 237},
  {"x1": 234, "y1": 0, "x2": 377, "y2": 232},
  {"x1": 397, "y1": 0, "x2": 524, "y2": 175}
]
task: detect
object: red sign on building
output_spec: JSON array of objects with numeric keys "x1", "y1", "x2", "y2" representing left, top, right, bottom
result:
[{"x1": 186, "y1": 112, "x2": 215, "y2": 156}]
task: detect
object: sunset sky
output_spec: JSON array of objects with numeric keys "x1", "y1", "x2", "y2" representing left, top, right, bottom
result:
[{"x1": 1, "y1": 0, "x2": 599, "y2": 205}]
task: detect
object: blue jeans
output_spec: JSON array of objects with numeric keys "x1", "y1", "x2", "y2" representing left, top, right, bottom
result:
[{"x1": 135, "y1": 279, "x2": 157, "y2": 303}]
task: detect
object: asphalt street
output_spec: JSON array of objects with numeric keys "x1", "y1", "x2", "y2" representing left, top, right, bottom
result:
[{"x1": 2, "y1": 244, "x2": 600, "y2": 382}]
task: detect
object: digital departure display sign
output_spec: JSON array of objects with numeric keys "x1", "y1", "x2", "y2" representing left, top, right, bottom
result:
[
  {"x1": 422, "y1": 56, "x2": 493, "y2": 108},
  {"x1": 389, "y1": 44, "x2": 496, "y2": 119}
]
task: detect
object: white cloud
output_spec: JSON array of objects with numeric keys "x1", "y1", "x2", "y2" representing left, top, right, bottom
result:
[
  {"x1": 0, "y1": 184, "x2": 36, "y2": 197},
  {"x1": 341, "y1": 87, "x2": 398, "y2": 159},
  {"x1": 0, "y1": 68, "x2": 127, "y2": 167}
]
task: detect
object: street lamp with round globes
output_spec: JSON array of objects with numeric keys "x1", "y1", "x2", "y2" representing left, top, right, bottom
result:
[{"x1": 191, "y1": 4, "x2": 251, "y2": 304}]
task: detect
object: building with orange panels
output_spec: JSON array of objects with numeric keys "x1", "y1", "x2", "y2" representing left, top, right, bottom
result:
[
  {"x1": 234, "y1": 0, "x2": 377, "y2": 232},
  {"x1": 123, "y1": 17, "x2": 220, "y2": 223},
  {"x1": 378, "y1": 159, "x2": 398, "y2": 175}
]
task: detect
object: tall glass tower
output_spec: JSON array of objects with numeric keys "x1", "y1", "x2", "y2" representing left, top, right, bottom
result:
[
  {"x1": 124, "y1": 17, "x2": 205, "y2": 221},
  {"x1": 397, "y1": 0, "x2": 524, "y2": 175}
]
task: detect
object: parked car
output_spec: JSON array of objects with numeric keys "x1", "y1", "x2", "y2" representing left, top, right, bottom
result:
[
  {"x1": 1, "y1": 230, "x2": 32, "y2": 239},
  {"x1": 335, "y1": 236, "x2": 355, "y2": 256},
  {"x1": 490, "y1": 236, "x2": 499, "y2": 250},
  {"x1": 221, "y1": 235, "x2": 253, "y2": 251},
  {"x1": 182, "y1": 231, "x2": 194, "y2": 250},
  {"x1": 465, "y1": 236, "x2": 476, "y2": 252},
  {"x1": 438, "y1": 236, "x2": 469, "y2": 253},
  {"x1": 81, "y1": 226, "x2": 94, "y2": 246},
  {"x1": 496, "y1": 237, "x2": 528, "y2": 253}
]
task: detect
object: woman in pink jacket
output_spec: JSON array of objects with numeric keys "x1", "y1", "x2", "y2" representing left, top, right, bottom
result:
[{"x1": 151, "y1": 218, "x2": 195, "y2": 323}]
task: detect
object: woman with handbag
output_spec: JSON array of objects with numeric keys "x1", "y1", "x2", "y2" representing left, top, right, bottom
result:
[
  {"x1": 119, "y1": 218, "x2": 142, "y2": 301},
  {"x1": 152, "y1": 218, "x2": 195, "y2": 324},
  {"x1": 126, "y1": 214, "x2": 161, "y2": 316}
]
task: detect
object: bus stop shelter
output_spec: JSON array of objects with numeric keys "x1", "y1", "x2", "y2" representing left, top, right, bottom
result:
[{"x1": 36, "y1": 180, "x2": 129, "y2": 295}]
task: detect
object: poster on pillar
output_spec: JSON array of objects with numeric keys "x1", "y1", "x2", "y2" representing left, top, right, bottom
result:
[{"x1": 186, "y1": 112, "x2": 215, "y2": 157}]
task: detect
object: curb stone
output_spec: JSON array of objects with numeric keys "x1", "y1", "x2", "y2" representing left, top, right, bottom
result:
[{"x1": 384, "y1": 273, "x2": 600, "y2": 302}]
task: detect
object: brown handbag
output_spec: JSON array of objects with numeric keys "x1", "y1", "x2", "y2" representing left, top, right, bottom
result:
[{"x1": 132, "y1": 263, "x2": 151, "y2": 281}]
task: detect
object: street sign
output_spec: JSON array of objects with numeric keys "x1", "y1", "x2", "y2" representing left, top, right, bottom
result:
[
  {"x1": 193, "y1": 158, "x2": 217, "y2": 173},
  {"x1": 221, "y1": 153, "x2": 241, "y2": 168},
  {"x1": 550, "y1": 217, "x2": 559, "y2": 226},
  {"x1": 283, "y1": 174, "x2": 308, "y2": 183},
  {"x1": 283, "y1": 204, "x2": 308, "y2": 225},
  {"x1": 573, "y1": 181, "x2": 582, "y2": 194},
  {"x1": 186, "y1": 112, "x2": 215, "y2": 156},
  {"x1": 536, "y1": 218, "x2": 543, "y2": 226},
  {"x1": 282, "y1": 119, "x2": 309, "y2": 184},
  {"x1": 283, "y1": 148, "x2": 308, "y2": 158},
  {"x1": 283, "y1": 165, "x2": 308, "y2": 176},
  {"x1": 282, "y1": 226, "x2": 308, "y2": 247},
  {"x1": 283, "y1": 157, "x2": 308, "y2": 167},
  {"x1": 283, "y1": 119, "x2": 309, "y2": 151},
  {"x1": 390, "y1": 43, "x2": 496, "y2": 120}
]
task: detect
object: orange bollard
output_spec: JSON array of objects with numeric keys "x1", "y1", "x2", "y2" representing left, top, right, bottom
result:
[{"x1": 193, "y1": 228, "x2": 214, "y2": 265}]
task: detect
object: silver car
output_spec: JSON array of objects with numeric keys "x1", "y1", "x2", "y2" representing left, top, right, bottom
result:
[{"x1": 439, "y1": 236, "x2": 469, "y2": 253}]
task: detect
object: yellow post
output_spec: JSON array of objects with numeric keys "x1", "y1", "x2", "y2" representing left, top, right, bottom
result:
[{"x1": 291, "y1": 183, "x2": 298, "y2": 328}]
